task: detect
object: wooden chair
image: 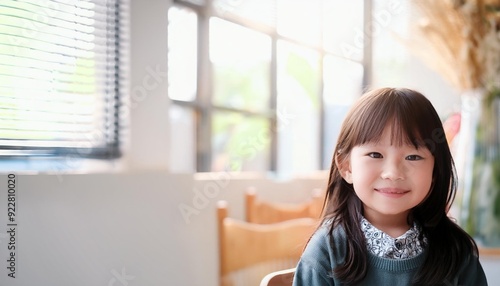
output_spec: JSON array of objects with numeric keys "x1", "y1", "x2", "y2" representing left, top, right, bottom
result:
[
  {"x1": 260, "y1": 268, "x2": 295, "y2": 286},
  {"x1": 218, "y1": 201, "x2": 316, "y2": 286},
  {"x1": 245, "y1": 187, "x2": 324, "y2": 224}
]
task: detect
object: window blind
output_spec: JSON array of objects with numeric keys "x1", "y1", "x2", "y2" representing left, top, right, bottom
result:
[{"x1": 0, "y1": 0, "x2": 126, "y2": 158}]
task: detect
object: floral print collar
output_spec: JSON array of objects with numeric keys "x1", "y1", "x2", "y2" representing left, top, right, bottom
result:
[{"x1": 360, "y1": 217, "x2": 427, "y2": 260}]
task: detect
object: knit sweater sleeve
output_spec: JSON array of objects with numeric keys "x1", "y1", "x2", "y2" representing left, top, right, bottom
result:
[
  {"x1": 292, "y1": 226, "x2": 342, "y2": 286},
  {"x1": 455, "y1": 254, "x2": 488, "y2": 286}
]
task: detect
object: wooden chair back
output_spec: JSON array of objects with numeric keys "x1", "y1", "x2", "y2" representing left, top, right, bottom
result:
[
  {"x1": 218, "y1": 201, "x2": 316, "y2": 286},
  {"x1": 259, "y1": 268, "x2": 295, "y2": 286},
  {"x1": 245, "y1": 187, "x2": 324, "y2": 224}
]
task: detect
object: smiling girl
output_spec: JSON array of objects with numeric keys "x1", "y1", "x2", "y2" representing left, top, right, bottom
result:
[{"x1": 293, "y1": 88, "x2": 487, "y2": 285}]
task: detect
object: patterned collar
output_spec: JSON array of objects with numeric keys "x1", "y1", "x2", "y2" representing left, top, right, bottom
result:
[{"x1": 360, "y1": 217, "x2": 427, "y2": 260}]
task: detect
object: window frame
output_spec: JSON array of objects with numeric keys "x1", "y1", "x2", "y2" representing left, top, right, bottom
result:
[{"x1": 169, "y1": 0, "x2": 370, "y2": 173}]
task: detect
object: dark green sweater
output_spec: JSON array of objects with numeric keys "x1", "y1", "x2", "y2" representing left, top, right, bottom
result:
[{"x1": 293, "y1": 225, "x2": 488, "y2": 285}]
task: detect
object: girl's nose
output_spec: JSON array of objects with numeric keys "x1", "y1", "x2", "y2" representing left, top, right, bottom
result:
[{"x1": 380, "y1": 160, "x2": 405, "y2": 181}]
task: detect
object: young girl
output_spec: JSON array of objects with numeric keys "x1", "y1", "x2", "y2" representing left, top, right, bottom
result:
[{"x1": 293, "y1": 88, "x2": 487, "y2": 285}]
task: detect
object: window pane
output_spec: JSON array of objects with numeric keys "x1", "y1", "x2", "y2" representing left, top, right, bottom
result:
[
  {"x1": 322, "y1": 55, "x2": 363, "y2": 168},
  {"x1": 277, "y1": 41, "x2": 320, "y2": 175},
  {"x1": 212, "y1": 111, "x2": 270, "y2": 172},
  {"x1": 212, "y1": 0, "x2": 276, "y2": 28},
  {"x1": 371, "y1": 0, "x2": 409, "y2": 87},
  {"x1": 277, "y1": 0, "x2": 321, "y2": 46},
  {"x1": 169, "y1": 105, "x2": 196, "y2": 172},
  {"x1": 168, "y1": 6, "x2": 198, "y2": 101},
  {"x1": 210, "y1": 18, "x2": 271, "y2": 112},
  {"x1": 323, "y1": 0, "x2": 364, "y2": 61}
]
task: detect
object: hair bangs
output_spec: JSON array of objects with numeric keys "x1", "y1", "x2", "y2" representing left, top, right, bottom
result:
[{"x1": 349, "y1": 90, "x2": 427, "y2": 149}]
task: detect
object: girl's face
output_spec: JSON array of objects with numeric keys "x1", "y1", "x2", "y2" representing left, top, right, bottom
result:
[{"x1": 341, "y1": 126, "x2": 435, "y2": 223}]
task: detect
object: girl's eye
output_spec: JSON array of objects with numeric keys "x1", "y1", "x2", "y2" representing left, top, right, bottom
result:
[
  {"x1": 406, "y1": 155, "x2": 423, "y2": 161},
  {"x1": 368, "y1": 152, "x2": 383, "y2": 158}
]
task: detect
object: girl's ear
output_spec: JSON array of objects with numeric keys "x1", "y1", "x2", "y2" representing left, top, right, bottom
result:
[
  {"x1": 344, "y1": 170, "x2": 353, "y2": 184},
  {"x1": 335, "y1": 154, "x2": 353, "y2": 184}
]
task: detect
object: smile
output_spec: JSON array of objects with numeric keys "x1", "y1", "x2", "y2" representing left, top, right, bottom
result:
[{"x1": 375, "y1": 188, "x2": 410, "y2": 197}]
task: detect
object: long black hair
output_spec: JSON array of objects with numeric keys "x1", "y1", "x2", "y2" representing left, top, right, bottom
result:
[{"x1": 320, "y1": 87, "x2": 478, "y2": 284}]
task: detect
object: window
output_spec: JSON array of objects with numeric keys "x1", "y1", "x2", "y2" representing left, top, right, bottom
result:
[
  {"x1": 168, "y1": 0, "x2": 365, "y2": 174},
  {"x1": 371, "y1": 0, "x2": 409, "y2": 88},
  {"x1": 0, "y1": 0, "x2": 127, "y2": 169}
]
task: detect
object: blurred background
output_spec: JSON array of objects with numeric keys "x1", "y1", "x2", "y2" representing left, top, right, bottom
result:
[{"x1": 0, "y1": 0, "x2": 497, "y2": 285}]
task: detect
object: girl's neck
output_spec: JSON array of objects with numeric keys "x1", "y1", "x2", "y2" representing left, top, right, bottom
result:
[{"x1": 363, "y1": 210, "x2": 411, "y2": 238}]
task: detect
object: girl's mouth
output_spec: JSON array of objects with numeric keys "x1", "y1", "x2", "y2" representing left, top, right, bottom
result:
[{"x1": 375, "y1": 188, "x2": 410, "y2": 198}]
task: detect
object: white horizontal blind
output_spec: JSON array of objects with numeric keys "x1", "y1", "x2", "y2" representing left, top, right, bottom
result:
[{"x1": 0, "y1": 0, "x2": 126, "y2": 158}]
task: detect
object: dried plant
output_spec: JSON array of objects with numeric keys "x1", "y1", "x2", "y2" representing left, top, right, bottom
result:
[
  {"x1": 412, "y1": 1, "x2": 500, "y2": 244},
  {"x1": 412, "y1": 0, "x2": 500, "y2": 93}
]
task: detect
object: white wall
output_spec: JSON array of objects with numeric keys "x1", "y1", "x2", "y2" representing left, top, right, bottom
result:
[
  {"x1": 0, "y1": 1, "x2": 498, "y2": 286},
  {"x1": 0, "y1": 173, "x2": 195, "y2": 286}
]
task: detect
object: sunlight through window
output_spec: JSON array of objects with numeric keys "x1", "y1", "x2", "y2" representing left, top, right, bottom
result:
[{"x1": 168, "y1": 0, "x2": 366, "y2": 173}]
